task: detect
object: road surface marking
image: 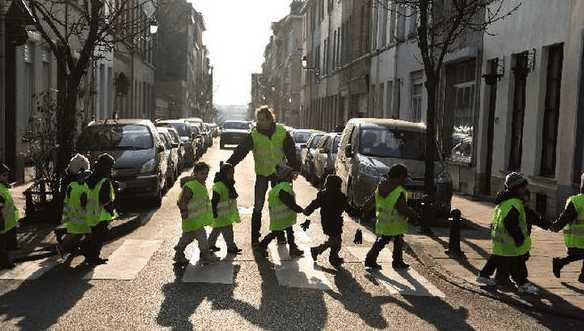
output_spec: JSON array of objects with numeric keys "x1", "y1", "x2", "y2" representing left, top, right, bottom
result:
[
  {"x1": 181, "y1": 244, "x2": 234, "y2": 284},
  {"x1": 84, "y1": 239, "x2": 162, "y2": 280},
  {"x1": 0, "y1": 257, "x2": 59, "y2": 280},
  {"x1": 348, "y1": 246, "x2": 445, "y2": 297}
]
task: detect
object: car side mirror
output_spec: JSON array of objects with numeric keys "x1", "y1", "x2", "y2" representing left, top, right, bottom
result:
[{"x1": 345, "y1": 144, "x2": 353, "y2": 157}]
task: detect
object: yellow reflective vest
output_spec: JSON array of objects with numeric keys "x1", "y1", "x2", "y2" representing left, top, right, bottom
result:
[
  {"x1": 375, "y1": 186, "x2": 409, "y2": 236},
  {"x1": 0, "y1": 183, "x2": 19, "y2": 235},
  {"x1": 212, "y1": 181, "x2": 240, "y2": 228},
  {"x1": 268, "y1": 182, "x2": 297, "y2": 231},
  {"x1": 565, "y1": 194, "x2": 584, "y2": 249},
  {"x1": 251, "y1": 125, "x2": 287, "y2": 177},
  {"x1": 87, "y1": 178, "x2": 116, "y2": 227},
  {"x1": 491, "y1": 198, "x2": 532, "y2": 257},
  {"x1": 62, "y1": 181, "x2": 91, "y2": 234},
  {"x1": 182, "y1": 180, "x2": 214, "y2": 232}
]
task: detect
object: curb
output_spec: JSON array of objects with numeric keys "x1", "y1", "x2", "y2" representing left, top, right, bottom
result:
[{"x1": 405, "y1": 239, "x2": 584, "y2": 322}]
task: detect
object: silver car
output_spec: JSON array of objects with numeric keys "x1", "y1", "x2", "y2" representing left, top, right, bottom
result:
[
  {"x1": 335, "y1": 118, "x2": 453, "y2": 216},
  {"x1": 313, "y1": 133, "x2": 341, "y2": 184},
  {"x1": 157, "y1": 127, "x2": 180, "y2": 188}
]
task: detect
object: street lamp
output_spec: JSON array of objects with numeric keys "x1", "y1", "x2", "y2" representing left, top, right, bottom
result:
[
  {"x1": 302, "y1": 56, "x2": 308, "y2": 69},
  {"x1": 302, "y1": 55, "x2": 319, "y2": 78}
]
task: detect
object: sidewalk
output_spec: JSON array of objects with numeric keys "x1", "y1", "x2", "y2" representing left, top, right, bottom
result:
[{"x1": 407, "y1": 195, "x2": 584, "y2": 318}]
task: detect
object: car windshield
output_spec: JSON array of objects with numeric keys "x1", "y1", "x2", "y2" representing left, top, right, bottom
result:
[
  {"x1": 293, "y1": 131, "x2": 312, "y2": 144},
  {"x1": 78, "y1": 124, "x2": 153, "y2": 151},
  {"x1": 223, "y1": 122, "x2": 250, "y2": 130},
  {"x1": 162, "y1": 123, "x2": 189, "y2": 137},
  {"x1": 310, "y1": 135, "x2": 323, "y2": 148},
  {"x1": 167, "y1": 130, "x2": 180, "y2": 144},
  {"x1": 359, "y1": 126, "x2": 434, "y2": 160},
  {"x1": 332, "y1": 136, "x2": 340, "y2": 153}
]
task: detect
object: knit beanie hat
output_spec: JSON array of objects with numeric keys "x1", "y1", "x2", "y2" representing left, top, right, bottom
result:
[
  {"x1": 505, "y1": 172, "x2": 528, "y2": 191},
  {"x1": 67, "y1": 154, "x2": 90, "y2": 175}
]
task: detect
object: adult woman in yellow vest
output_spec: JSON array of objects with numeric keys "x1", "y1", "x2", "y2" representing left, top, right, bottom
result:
[
  {"x1": 364, "y1": 164, "x2": 420, "y2": 270},
  {"x1": 175, "y1": 162, "x2": 219, "y2": 266},
  {"x1": 57, "y1": 154, "x2": 93, "y2": 259},
  {"x1": 258, "y1": 165, "x2": 305, "y2": 257},
  {"x1": 0, "y1": 164, "x2": 19, "y2": 270},
  {"x1": 552, "y1": 173, "x2": 584, "y2": 284},
  {"x1": 208, "y1": 163, "x2": 242, "y2": 254},
  {"x1": 226, "y1": 106, "x2": 300, "y2": 246},
  {"x1": 83, "y1": 154, "x2": 117, "y2": 266}
]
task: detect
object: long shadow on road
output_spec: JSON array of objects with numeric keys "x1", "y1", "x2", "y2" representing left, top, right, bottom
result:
[
  {"x1": 0, "y1": 264, "x2": 93, "y2": 329},
  {"x1": 157, "y1": 250, "x2": 328, "y2": 330}
]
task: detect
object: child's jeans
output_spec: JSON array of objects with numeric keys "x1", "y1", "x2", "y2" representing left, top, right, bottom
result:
[
  {"x1": 208, "y1": 225, "x2": 237, "y2": 249},
  {"x1": 174, "y1": 228, "x2": 210, "y2": 261}
]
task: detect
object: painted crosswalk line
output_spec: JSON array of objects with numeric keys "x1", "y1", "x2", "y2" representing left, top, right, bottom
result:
[
  {"x1": 265, "y1": 231, "x2": 332, "y2": 290},
  {"x1": 348, "y1": 246, "x2": 445, "y2": 297},
  {"x1": 181, "y1": 244, "x2": 234, "y2": 284},
  {"x1": 84, "y1": 239, "x2": 162, "y2": 280},
  {"x1": 0, "y1": 257, "x2": 59, "y2": 280}
]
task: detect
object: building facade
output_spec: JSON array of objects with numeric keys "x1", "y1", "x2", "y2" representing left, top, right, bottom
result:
[
  {"x1": 154, "y1": 0, "x2": 212, "y2": 121},
  {"x1": 477, "y1": 0, "x2": 584, "y2": 217}
]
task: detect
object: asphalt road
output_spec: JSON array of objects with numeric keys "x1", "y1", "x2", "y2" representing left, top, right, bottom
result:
[{"x1": 0, "y1": 142, "x2": 582, "y2": 330}]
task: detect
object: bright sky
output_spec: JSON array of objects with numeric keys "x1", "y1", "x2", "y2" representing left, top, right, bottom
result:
[{"x1": 188, "y1": 0, "x2": 292, "y2": 106}]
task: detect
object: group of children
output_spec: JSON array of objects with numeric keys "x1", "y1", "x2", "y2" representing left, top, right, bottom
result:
[
  {"x1": 174, "y1": 161, "x2": 418, "y2": 271},
  {"x1": 476, "y1": 172, "x2": 584, "y2": 294},
  {"x1": 0, "y1": 153, "x2": 116, "y2": 270}
]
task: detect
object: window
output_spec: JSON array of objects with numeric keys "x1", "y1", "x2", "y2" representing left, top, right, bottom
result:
[
  {"x1": 378, "y1": 83, "x2": 385, "y2": 117},
  {"x1": 389, "y1": 2, "x2": 397, "y2": 43},
  {"x1": 408, "y1": 6, "x2": 418, "y2": 38},
  {"x1": 386, "y1": 81, "x2": 393, "y2": 118},
  {"x1": 372, "y1": 3, "x2": 379, "y2": 50},
  {"x1": 410, "y1": 71, "x2": 424, "y2": 122},
  {"x1": 41, "y1": 47, "x2": 51, "y2": 93},
  {"x1": 370, "y1": 84, "x2": 376, "y2": 117},
  {"x1": 541, "y1": 44, "x2": 564, "y2": 177},
  {"x1": 509, "y1": 52, "x2": 529, "y2": 171},
  {"x1": 444, "y1": 60, "x2": 476, "y2": 164},
  {"x1": 24, "y1": 43, "x2": 34, "y2": 116}
]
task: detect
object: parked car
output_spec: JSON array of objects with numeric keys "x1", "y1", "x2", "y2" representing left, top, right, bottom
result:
[
  {"x1": 165, "y1": 127, "x2": 185, "y2": 170},
  {"x1": 291, "y1": 129, "x2": 317, "y2": 163},
  {"x1": 156, "y1": 119, "x2": 197, "y2": 166},
  {"x1": 313, "y1": 132, "x2": 341, "y2": 184},
  {"x1": 335, "y1": 118, "x2": 453, "y2": 216},
  {"x1": 77, "y1": 119, "x2": 168, "y2": 206},
  {"x1": 220, "y1": 120, "x2": 252, "y2": 148},
  {"x1": 157, "y1": 127, "x2": 180, "y2": 187},
  {"x1": 185, "y1": 118, "x2": 209, "y2": 151},
  {"x1": 187, "y1": 123, "x2": 204, "y2": 159},
  {"x1": 206, "y1": 122, "x2": 219, "y2": 138},
  {"x1": 301, "y1": 132, "x2": 326, "y2": 178}
]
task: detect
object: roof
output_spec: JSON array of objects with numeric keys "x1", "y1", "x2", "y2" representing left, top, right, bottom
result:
[
  {"x1": 156, "y1": 119, "x2": 187, "y2": 124},
  {"x1": 89, "y1": 119, "x2": 154, "y2": 126},
  {"x1": 348, "y1": 118, "x2": 427, "y2": 131}
]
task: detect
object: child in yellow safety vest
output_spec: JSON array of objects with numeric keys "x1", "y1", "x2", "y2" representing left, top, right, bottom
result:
[
  {"x1": 0, "y1": 163, "x2": 19, "y2": 270},
  {"x1": 208, "y1": 163, "x2": 242, "y2": 255},
  {"x1": 175, "y1": 162, "x2": 219, "y2": 266},
  {"x1": 551, "y1": 172, "x2": 584, "y2": 284},
  {"x1": 477, "y1": 172, "x2": 549, "y2": 295},
  {"x1": 364, "y1": 164, "x2": 420, "y2": 271},
  {"x1": 258, "y1": 165, "x2": 305, "y2": 257}
]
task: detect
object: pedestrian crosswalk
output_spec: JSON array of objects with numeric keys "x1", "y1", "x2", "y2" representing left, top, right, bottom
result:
[
  {"x1": 0, "y1": 257, "x2": 59, "y2": 280},
  {"x1": 1, "y1": 230, "x2": 445, "y2": 298},
  {"x1": 84, "y1": 239, "x2": 162, "y2": 280}
]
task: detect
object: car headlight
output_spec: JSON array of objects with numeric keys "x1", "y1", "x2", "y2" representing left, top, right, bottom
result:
[
  {"x1": 436, "y1": 169, "x2": 451, "y2": 184},
  {"x1": 140, "y1": 159, "x2": 157, "y2": 174}
]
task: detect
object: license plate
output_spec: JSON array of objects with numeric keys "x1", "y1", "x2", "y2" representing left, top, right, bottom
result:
[{"x1": 411, "y1": 192, "x2": 424, "y2": 200}]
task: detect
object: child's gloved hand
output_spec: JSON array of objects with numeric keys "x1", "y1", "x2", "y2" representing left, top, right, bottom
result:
[
  {"x1": 300, "y1": 219, "x2": 311, "y2": 231},
  {"x1": 353, "y1": 229, "x2": 363, "y2": 245}
]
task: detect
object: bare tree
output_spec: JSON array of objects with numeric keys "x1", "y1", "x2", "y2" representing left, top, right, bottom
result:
[
  {"x1": 373, "y1": 0, "x2": 520, "y2": 198},
  {"x1": 28, "y1": 0, "x2": 159, "y2": 176}
]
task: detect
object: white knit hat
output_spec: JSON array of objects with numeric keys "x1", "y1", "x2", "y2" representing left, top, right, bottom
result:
[
  {"x1": 67, "y1": 154, "x2": 90, "y2": 175},
  {"x1": 505, "y1": 172, "x2": 528, "y2": 190}
]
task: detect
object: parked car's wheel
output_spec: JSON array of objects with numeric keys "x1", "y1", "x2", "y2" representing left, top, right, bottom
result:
[{"x1": 153, "y1": 189, "x2": 163, "y2": 208}]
